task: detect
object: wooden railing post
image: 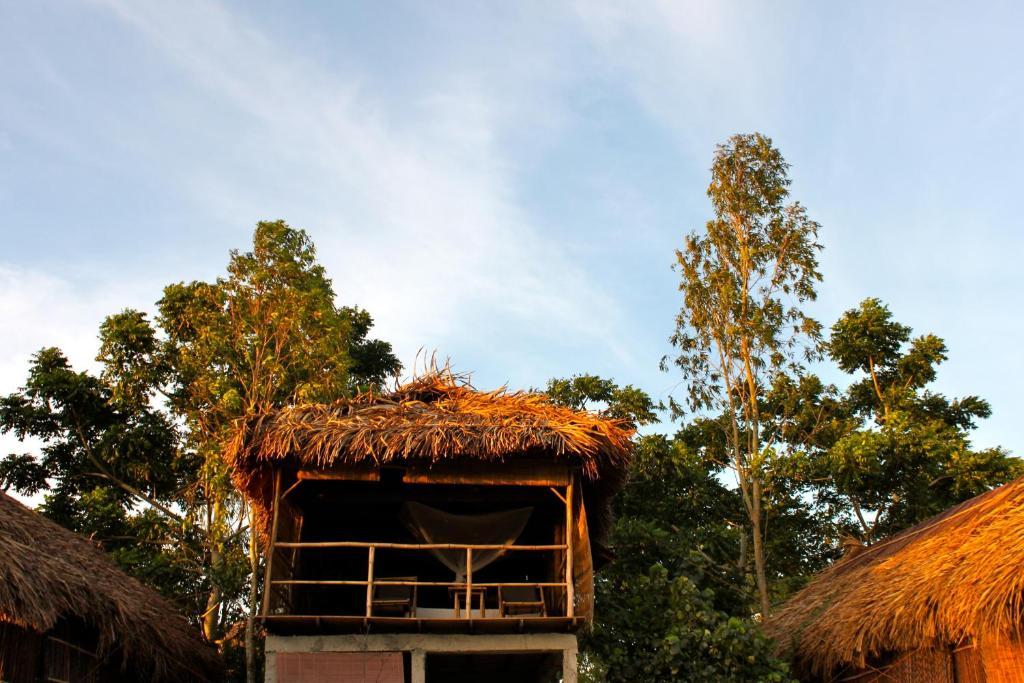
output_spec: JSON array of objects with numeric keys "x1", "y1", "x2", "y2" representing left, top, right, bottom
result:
[
  {"x1": 261, "y1": 470, "x2": 282, "y2": 617},
  {"x1": 566, "y1": 478, "x2": 575, "y2": 618},
  {"x1": 365, "y1": 545, "x2": 375, "y2": 618},
  {"x1": 465, "y1": 547, "x2": 473, "y2": 619}
]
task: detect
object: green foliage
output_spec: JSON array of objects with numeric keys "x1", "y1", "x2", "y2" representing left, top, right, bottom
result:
[
  {"x1": 582, "y1": 433, "x2": 795, "y2": 681},
  {"x1": 0, "y1": 343, "x2": 207, "y2": 618},
  {"x1": 792, "y1": 298, "x2": 1022, "y2": 541},
  {"x1": 548, "y1": 377, "x2": 791, "y2": 681},
  {"x1": 0, "y1": 220, "x2": 400, "y2": 662},
  {"x1": 157, "y1": 220, "x2": 400, "y2": 653},
  {"x1": 667, "y1": 132, "x2": 823, "y2": 415},
  {"x1": 586, "y1": 565, "x2": 792, "y2": 683},
  {"x1": 544, "y1": 374, "x2": 661, "y2": 427}
]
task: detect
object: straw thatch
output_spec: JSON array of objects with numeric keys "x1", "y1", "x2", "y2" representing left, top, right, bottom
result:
[
  {"x1": 0, "y1": 492, "x2": 219, "y2": 681},
  {"x1": 226, "y1": 373, "x2": 636, "y2": 542},
  {"x1": 766, "y1": 476, "x2": 1024, "y2": 680}
]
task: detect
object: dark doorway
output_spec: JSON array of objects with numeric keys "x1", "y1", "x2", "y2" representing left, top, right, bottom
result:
[{"x1": 425, "y1": 653, "x2": 561, "y2": 683}]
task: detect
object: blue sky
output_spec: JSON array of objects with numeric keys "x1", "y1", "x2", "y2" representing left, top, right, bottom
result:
[{"x1": 2, "y1": 1, "x2": 1023, "y2": 454}]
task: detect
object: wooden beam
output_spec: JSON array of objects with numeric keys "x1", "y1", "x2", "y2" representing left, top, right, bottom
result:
[
  {"x1": 274, "y1": 541, "x2": 566, "y2": 551},
  {"x1": 298, "y1": 467, "x2": 379, "y2": 482},
  {"x1": 403, "y1": 461, "x2": 570, "y2": 487},
  {"x1": 261, "y1": 470, "x2": 282, "y2": 617},
  {"x1": 272, "y1": 580, "x2": 567, "y2": 588},
  {"x1": 281, "y1": 479, "x2": 302, "y2": 499},
  {"x1": 297, "y1": 461, "x2": 570, "y2": 486}
]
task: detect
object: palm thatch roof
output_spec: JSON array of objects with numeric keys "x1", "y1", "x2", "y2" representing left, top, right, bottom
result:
[
  {"x1": 0, "y1": 492, "x2": 219, "y2": 681},
  {"x1": 226, "y1": 373, "x2": 636, "y2": 542},
  {"x1": 766, "y1": 476, "x2": 1024, "y2": 679}
]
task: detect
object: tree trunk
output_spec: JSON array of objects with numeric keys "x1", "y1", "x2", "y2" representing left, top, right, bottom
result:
[
  {"x1": 749, "y1": 478, "x2": 771, "y2": 618},
  {"x1": 737, "y1": 528, "x2": 748, "y2": 572},
  {"x1": 203, "y1": 582, "x2": 221, "y2": 642},
  {"x1": 245, "y1": 503, "x2": 259, "y2": 683},
  {"x1": 203, "y1": 498, "x2": 224, "y2": 642}
]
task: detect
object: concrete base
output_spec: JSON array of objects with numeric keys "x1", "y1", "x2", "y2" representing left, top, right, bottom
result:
[{"x1": 266, "y1": 633, "x2": 578, "y2": 683}]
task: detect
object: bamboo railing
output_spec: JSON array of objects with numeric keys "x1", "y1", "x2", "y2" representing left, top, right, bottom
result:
[{"x1": 265, "y1": 540, "x2": 569, "y2": 619}]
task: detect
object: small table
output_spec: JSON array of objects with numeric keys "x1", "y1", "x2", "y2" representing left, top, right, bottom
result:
[{"x1": 450, "y1": 587, "x2": 487, "y2": 618}]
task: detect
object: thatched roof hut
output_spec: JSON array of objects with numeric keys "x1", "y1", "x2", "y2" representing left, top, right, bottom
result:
[
  {"x1": 226, "y1": 373, "x2": 635, "y2": 547},
  {"x1": 766, "y1": 476, "x2": 1024, "y2": 682},
  {"x1": 0, "y1": 492, "x2": 219, "y2": 682}
]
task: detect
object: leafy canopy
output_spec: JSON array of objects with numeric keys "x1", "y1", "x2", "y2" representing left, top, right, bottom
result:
[{"x1": 795, "y1": 298, "x2": 1022, "y2": 540}]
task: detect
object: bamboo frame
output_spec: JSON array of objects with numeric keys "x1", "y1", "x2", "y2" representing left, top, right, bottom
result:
[{"x1": 259, "y1": 482, "x2": 582, "y2": 622}]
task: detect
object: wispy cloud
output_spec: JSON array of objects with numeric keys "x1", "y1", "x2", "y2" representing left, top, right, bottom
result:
[{"x1": 86, "y1": 0, "x2": 631, "y2": 376}]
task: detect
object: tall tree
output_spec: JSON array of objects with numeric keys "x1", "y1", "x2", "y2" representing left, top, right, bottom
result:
[
  {"x1": 666, "y1": 133, "x2": 823, "y2": 617},
  {"x1": 158, "y1": 220, "x2": 400, "y2": 681}
]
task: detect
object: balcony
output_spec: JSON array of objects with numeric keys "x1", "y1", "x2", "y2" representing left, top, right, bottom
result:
[{"x1": 259, "y1": 469, "x2": 591, "y2": 635}]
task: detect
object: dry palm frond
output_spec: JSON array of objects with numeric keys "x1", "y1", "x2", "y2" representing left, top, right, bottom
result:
[{"x1": 225, "y1": 372, "x2": 636, "y2": 543}]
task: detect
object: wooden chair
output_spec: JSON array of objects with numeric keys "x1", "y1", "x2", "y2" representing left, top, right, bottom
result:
[
  {"x1": 371, "y1": 577, "x2": 418, "y2": 617},
  {"x1": 498, "y1": 585, "x2": 546, "y2": 617}
]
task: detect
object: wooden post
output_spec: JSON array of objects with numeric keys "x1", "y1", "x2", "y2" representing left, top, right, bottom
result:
[
  {"x1": 365, "y1": 546, "x2": 376, "y2": 618},
  {"x1": 565, "y1": 477, "x2": 575, "y2": 618},
  {"x1": 465, "y1": 547, "x2": 473, "y2": 619},
  {"x1": 261, "y1": 470, "x2": 282, "y2": 617}
]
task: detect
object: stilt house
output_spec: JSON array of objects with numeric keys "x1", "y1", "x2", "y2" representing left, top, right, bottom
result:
[
  {"x1": 226, "y1": 374, "x2": 635, "y2": 683},
  {"x1": 0, "y1": 492, "x2": 218, "y2": 683},
  {"x1": 767, "y1": 476, "x2": 1024, "y2": 682}
]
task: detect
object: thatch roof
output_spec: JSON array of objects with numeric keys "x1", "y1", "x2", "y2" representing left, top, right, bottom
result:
[
  {"x1": 226, "y1": 373, "x2": 636, "y2": 542},
  {"x1": 0, "y1": 493, "x2": 219, "y2": 681},
  {"x1": 766, "y1": 476, "x2": 1024, "y2": 679}
]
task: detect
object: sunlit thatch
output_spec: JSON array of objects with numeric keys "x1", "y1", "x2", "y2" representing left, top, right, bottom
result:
[
  {"x1": 766, "y1": 476, "x2": 1024, "y2": 680},
  {"x1": 226, "y1": 372, "x2": 636, "y2": 542},
  {"x1": 0, "y1": 493, "x2": 219, "y2": 681}
]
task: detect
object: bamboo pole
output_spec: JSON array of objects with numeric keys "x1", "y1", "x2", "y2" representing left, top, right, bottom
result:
[
  {"x1": 465, "y1": 547, "x2": 473, "y2": 620},
  {"x1": 365, "y1": 546, "x2": 375, "y2": 618},
  {"x1": 260, "y1": 470, "x2": 282, "y2": 617},
  {"x1": 566, "y1": 477, "x2": 575, "y2": 618}
]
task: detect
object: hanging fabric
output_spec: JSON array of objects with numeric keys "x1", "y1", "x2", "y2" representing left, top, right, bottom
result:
[{"x1": 400, "y1": 502, "x2": 533, "y2": 581}]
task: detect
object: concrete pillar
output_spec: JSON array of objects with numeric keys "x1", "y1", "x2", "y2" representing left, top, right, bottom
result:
[
  {"x1": 264, "y1": 649, "x2": 277, "y2": 683},
  {"x1": 410, "y1": 648, "x2": 426, "y2": 683},
  {"x1": 562, "y1": 644, "x2": 578, "y2": 683}
]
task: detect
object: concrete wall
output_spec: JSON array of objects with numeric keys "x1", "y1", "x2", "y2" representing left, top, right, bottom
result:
[{"x1": 266, "y1": 633, "x2": 578, "y2": 683}]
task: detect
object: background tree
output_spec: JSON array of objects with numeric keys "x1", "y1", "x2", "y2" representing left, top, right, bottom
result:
[
  {"x1": 545, "y1": 375, "x2": 794, "y2": 682},
  {"x1": 1, "y1": 221, "x2": 399, "y2": 682},
  {"x1": 0, "y1": 318, "x2": 211, "y2": 621},
  {"x1": 802, "y1": 298, "x2": 1022, "y2": 541},
  {"x1": 158, "y1": 220, "x2": 400, "y2": 682},
  {"x1": 666, "y1": 132, "x2": 823, "y2": 617}
]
